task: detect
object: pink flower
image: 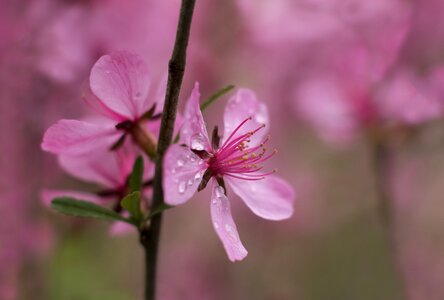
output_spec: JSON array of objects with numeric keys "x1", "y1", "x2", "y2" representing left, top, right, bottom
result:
[
  {"x1": 42, "y1": 145, "x2": 152, "y2": 235},
  {"x1": 41, "y1": 51, "x2": 163, "y2": 156},
  {"x1": 163, "y1": 84, "x2": 295, "y2": 261}
]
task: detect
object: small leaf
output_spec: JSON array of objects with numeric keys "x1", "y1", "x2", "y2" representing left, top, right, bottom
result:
[
  {"x1": 200, "y1": 84, "x2": 235, "y2": 111},
  {"x1": 129, "y1": 156, "x2": 144, "y2": 192},
  {"x1": 120, "y1": 191, "x2": 142, "y2": 220},
  {"x1": 51, "y1": 197, "x2": 133, "y2": 224}
]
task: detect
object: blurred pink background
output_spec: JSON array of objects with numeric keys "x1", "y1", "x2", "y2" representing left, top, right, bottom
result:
[{"x1": 1, "y1": 0, "x2": 444, "y2": 299}]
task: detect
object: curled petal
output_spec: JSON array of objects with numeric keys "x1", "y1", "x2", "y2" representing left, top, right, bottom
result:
[
  {"x1": 227, "y1": 175, "x2": 295, "y2": 220},
  {"x1": 90, "y1": 51, "x2": 151, "y2": 119},
  {"x1": 41, "y1": 119, "x2": 120, "y2": 156},
  {"x1": 179, "y1": 82, "x2": 211, "y2": 151},
  {"x1": 222, "y1": 88, "x2": 269, "y2": 147},
  {"x1": 163, "y1": 144, "x2": 206, "y2": 206},
  {"x1": 41, "y1": 189, "x2": 105, "y2": 207},
  {"x1": 210, "y1": 183, "x2": 248, "y2": 262}
]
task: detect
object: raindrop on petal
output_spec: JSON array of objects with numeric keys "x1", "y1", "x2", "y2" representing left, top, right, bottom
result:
[
  {"x1": 178, "y1": 181, "x2": 187, "y2": 194},
  {"x1": 190, "y1": 133, "x2": 206, "y2": 151}
]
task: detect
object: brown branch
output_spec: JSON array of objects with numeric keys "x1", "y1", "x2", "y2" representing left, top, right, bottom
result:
[{"x1": 139, "y1": 1, "x2": 196, "y2": 300}]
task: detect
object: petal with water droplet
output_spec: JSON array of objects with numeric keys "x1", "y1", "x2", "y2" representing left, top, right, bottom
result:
[
  {"x1": 179, "y1": 83, "x2": 211, "y2": 151},
  {"x1": 227, "y1": 175, "x2": 295, "y2": 220},
  {"x1": 210, "y1": 183, "x2": 248, "y2": 262},
  {"x1": 163, "y1": 144, "x2": 206, "y2": 205}
]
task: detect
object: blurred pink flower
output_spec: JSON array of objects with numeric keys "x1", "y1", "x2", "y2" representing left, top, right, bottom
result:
[
  {"x1": 375, "y1": 68, "x2": 444, "y2": 125},
  {"x1": 163, "y1": 84, "x2": 295, "y2": 261},
  {"x1": 42, "y1": 145, "x2": 152, "y2": 235},
  {"x1": 41, "y1": 51, "x2": 164, "y2": 156}
]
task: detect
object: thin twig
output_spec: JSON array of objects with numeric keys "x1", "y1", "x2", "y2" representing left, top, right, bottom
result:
[
  {"x1": 371, "y1": 140, "x2": 407, "y2": 299},
  {"x1": 139, "y1": 1, "x2": 196, "y2": 300}
]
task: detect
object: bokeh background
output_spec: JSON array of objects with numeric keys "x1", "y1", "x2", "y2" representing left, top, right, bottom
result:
[{"x1": 2, "y1": 0, "x2": 444, "y2": 299}]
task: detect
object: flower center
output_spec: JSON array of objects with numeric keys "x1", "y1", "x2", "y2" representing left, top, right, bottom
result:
[{"x1": 208, "y1": 117, "x2": 276, "y2": 181}]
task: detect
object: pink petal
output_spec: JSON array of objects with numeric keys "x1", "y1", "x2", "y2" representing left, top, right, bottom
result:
[
  {"x1": 41, "y1": 189, "x2": 105, "y2": 207},
  {"x1": 227, "y1": 175, "x2": 295, "y2": 220},
  {"x1": 82, "y1": 89, "x2": 127, "y2": 122},
  {"x1": 90, "y1": 51, "x2": 151, "y2": 119},
  {"x1": 41, "y1": 119, "x2": 120, "y2": 156},
  {"x1": 152, "y1": 73, "x2": 167, "y2": 115},
  {"x1": 179, "y1": 82, "x2": 211, "y2": 151},
  {"x1": 109, "y1": 212, "x2": 135, "y2": 236},
  {"x1": 163, "y1": 144, "x2": 206, "y2": 206},
  {"x1": 222, "y1": 88, "x2": 269, "y2": 147},
  {"x1": 58, "y1": 152, "x2": 123, "y2": 188},
  {"x1": 210, "y1": 183, "x2": 248, "y2": 262}
]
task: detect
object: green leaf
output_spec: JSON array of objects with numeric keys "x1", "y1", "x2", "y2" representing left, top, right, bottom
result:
[
  {"x1": 51, "y1": 197, "x2": 133, "y2": 224},
  {"x1": 148, "y1": 203, "x2": 172, "y2": 219},
  {"x1": 129, "y1": 156, "x2": 144, "y2": 192},
  {"x1": 200, "y1": 84, "x2": 235, "y2": 111},
  {"x1": 120, "y1": 191, "x2": 142, "y2": 220}
]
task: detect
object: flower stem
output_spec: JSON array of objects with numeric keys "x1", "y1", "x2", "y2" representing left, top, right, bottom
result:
[
  {"x1": 139, "y1": 1, "x2": 196, "y2": 300},
  {"x1": 371, "y1": 140, "x2": 407, "y2": 299}
]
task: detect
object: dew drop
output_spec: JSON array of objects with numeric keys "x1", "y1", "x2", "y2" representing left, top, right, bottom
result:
[
  {"x1": 178, "y1": 181, "x2": 187, "y2": 194},
  {"x1": 224, "y1": 224, "x2": 236, "y2": 239},
  {"x1": 213, "y1": 222, "x2": 219, "y2": 229},
  {"x1": 194, "y1": 172, "x2": 202, "y2": 180},
  {"x1": 177, "y1": 159, "x2": 185, "y2": 167},
  {"x1": 190, "y1": 133, "x2": 206, "y2": 151},
  {"x1": 215, "y1": 186, "x2": 225, "y2": 198},
  {"x1": 187, "y1": 178, "x2": 194, "y2": 186}
]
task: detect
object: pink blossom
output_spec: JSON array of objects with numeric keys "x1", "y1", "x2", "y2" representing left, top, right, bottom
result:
[
  {"x1": 375, "y1": 68, "x2": 444, "y2": 125},
  {"x1": 41, "y1": 51, "x2": 163, "y2": 156},
  {"x1": 163, "y1": 84, "x2": 295, "y2": 261},
  {"x1": 42, "y1": 145, "x2": 152, "y2": 235}
]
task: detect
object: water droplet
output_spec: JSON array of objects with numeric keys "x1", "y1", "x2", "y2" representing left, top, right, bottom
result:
[
  {"x1": 215, "y1": 186, "x2": 225, "y2": 198},
  {"x1": 225, "y1": 224, "x2": 237, "y2": 239},
  {"x1": 213, "y1": 222, "x2": 219, "y2": 229},
  {"x1": 189, "y1": 155, "x2": 196, "y2": 162},
  {"x1": 177, "y1": 159, "x2": 185, "y2": 167},
  {"x1": 187, "y1": 178, "x2": 194, "y2": 186},
  {"x1": 194, "y1": 172, "x2": 202, "y2": 180},
  {"x1": 178, "y1": 181, "x2": 187, "y2": 194},
  {"x1": 191, "y1": 133, "x2": 206, "y2": 151}
]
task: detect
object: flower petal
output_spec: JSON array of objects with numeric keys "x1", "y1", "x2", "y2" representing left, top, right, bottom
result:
[
  {"x1": 59, "y1": 153, "x2": 122, "y2": 188},
  {"x1": 41, "y1": 189, "x2": 105, "y2": 207},
  {"x1": 179, "y1": 82, "x2": 211, "y2": 151},
  {"x1": 41, "y1": 119, "x2": 120, "y2": 156},
  {"x1": 90, "y1": 51, "x2": 151, "y2": 119},
  {"x1": 222, "y1": 88, "x2": 269, "y2": 147},
  {"x1": 109, "y1": 212, "x2": 134, "y2": 236},
  {"x1": 210, "y1": 183, "x2": 248, "y2": 262},
  {"x1": 163, "y1": 144, "x2": 206, "y2": 206},
  {"x1": 227, "y1": 175, "x2": 295, "y2": 220}
]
